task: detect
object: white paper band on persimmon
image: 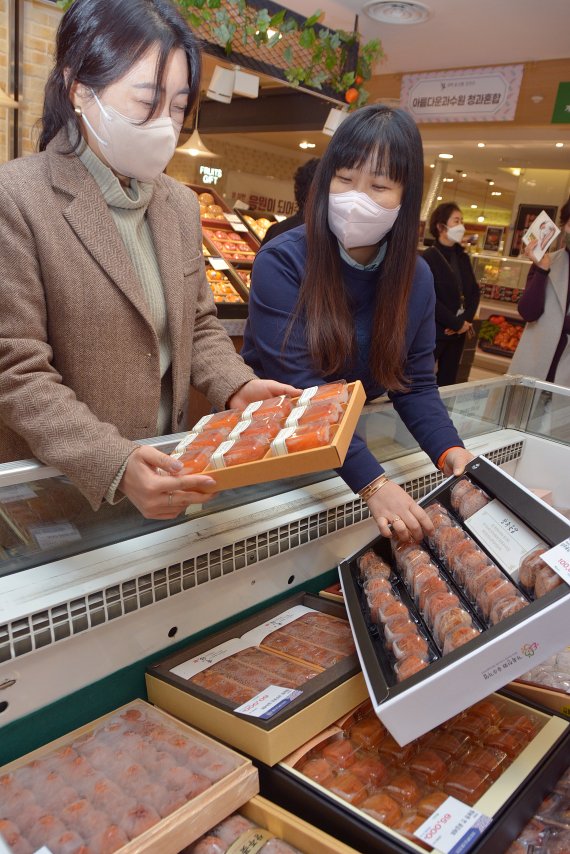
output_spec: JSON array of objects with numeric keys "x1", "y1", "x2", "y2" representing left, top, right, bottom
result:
[
  {"x1": 298, "y1": 386, "x2": 319, "y2": 405},
  {"x1": 210, "y1": 439, "x2": 236, "y2": 469},
  {"x1": 285, "y1": 405, "x2": 307, "y2": 427},
  {"x1": 228, "y1": 419, "x2": 253, "y2": 440},
  {"x1": 174, "y1": 431, "x2": 200, "y2": 453},
  {"x1": 271, "y1": 426, "x2": 297, "y2": 456},
  {"x1": 242, "y1": 399, "x2": 264, "y2": 418},
  {"x1": 193, "y1": 413, "x2": 215, "y2": 433}
]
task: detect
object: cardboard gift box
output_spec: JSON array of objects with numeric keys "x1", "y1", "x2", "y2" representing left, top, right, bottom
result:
[
  {"x1": 146, "y1": 593, "x2": 367, "y2": 766},
  {"x1": 183, "y1": 795, "x2": 359, "y2": 853},
  {"x1": 257, "y1": 692, "x2": 570, "y2": 854},
  {"x1": 338, "y1": 456, "x2": 570, "y2": 745},
  {"x1": 0, "y1": 699, "x2": 258, "y2": 854},
  {"x1": 175, "y1": 380, "x2": 366, "y2": 492}
]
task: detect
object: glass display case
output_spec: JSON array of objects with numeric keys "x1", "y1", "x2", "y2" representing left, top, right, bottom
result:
[
  {"x1": 2, "y1": 377, "x2": 570, "y2": 761},
  {"x1": 473, "y1": 253, "x2": 532, "y2": 301}
]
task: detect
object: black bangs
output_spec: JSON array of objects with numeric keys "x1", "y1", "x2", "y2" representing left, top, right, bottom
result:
[{"x1": 328, "y1": 105, "x2": 419, "y2": 186}]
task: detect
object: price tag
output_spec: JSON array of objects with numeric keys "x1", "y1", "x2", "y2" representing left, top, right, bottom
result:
[
  {"x1": 28, "y1": 522, "x2": 81, "y2": 551},
  {"x1": 234, "y1": 685, "x2": 302, "y2": 719},
  {"x1": 465, "y1": 498, "x2": 545, "y2": 578},
  {"x1": 541, "y1": 538, "x2": 570, "y2": 585},
  {"x1": 208, "y1": 256, "x2": 230, "y2": 271},
  {"x1": 231, "y1": 222, "x2": 249, "y2": 233},
  {"x1": 414, "y1": 797, "x2": 492, "y2": 854},
  {"x1": 0, "y1": 484, "x2": 37, "y2": 503},
  {"x1": 223, "y1": 213, "x2": 242, "y2": 223}
]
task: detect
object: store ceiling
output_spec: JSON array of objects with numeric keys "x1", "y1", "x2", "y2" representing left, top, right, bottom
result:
[{"x1": 198, "y1": 0, "x2": 569, "y2": 216}]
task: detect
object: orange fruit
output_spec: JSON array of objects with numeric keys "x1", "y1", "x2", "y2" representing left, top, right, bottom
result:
[{"x1": 345, "y1": 87, "x2": 359, "y2": 104}]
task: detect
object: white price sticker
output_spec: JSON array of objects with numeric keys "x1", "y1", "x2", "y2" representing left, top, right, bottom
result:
[
  {"x1": 0, "y1": 484, "x2": 37, "y2": 503},
  {"x1": 415, "y1": 797, "x2": 491, "y2": 854},
  {"x1": 208, "y1": 256, "x2": 230, "y2": 271},
  {"x1": 541, "y1": 538, "x2": 570, "y2": 585},
  {"x1": 29, "y1": 522, "x2": 81, "y2": 551},
  {"x1": 234, "y1": 685, "x2": 302, "y2": 719},
  {"x1": 231, "y1": 223, "x2": 249, "y2": 233},
  {"x1": 465, "y1": 498, "x2": 545, "y2": 578},
  {"x1": 223, "y1": 213, "x2": 242, "y2": 223}
]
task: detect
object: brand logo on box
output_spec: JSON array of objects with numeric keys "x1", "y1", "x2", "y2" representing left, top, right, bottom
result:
[{"x1": 521, "y1": 641, "x2": 539, "y2": 658}]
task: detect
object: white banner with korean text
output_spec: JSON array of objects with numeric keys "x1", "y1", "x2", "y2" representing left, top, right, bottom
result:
[{"x1": 401, "y1": 65, "x2": 524, "y2": 123}]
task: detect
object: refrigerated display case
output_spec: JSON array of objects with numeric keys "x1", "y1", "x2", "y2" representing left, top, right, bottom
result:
[
  {"x1": 472, "y1": 254, "x2": 533, "y2": 374},
  {"x1": 1, "y1": 376, "x2": 570, "y2": 850}
]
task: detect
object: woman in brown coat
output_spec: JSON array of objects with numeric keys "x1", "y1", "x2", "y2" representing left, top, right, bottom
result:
[{"x1": 0, "y1": 0, "x2": 295, "y2": 518}]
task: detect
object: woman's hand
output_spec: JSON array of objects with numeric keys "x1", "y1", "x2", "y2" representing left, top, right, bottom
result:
[
  {"x1": 367, "y1": 480, "x2": 434, "y2": 542},
  {"x1": 523, "y1": 238, "x2": 551, "y2": 271},
  {"x1": 119, "y1": 445, "x2": 218, "y2": 519},
  {"x1": 442, "y1": 447, "x2": 475, "y2": 477},
  {"x1": 228, "y1": 378, "x2": 302, "y2": 410}
]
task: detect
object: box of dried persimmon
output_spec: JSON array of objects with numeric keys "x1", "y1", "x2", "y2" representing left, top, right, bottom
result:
[
  {"x1": 146, "y1": 593, "x2": 367, "y2": 766},
  {"x1": 339, "y1": 456, "x2": 570, "y2": 745}
]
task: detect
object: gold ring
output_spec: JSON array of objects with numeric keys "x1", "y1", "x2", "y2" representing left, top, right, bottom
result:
[
  {"x1": 391, "y1": 516, "x2": 401, "y2": 523},
  {"x1": 168, "y1": 493, "x2": 173, "y2": 507}
]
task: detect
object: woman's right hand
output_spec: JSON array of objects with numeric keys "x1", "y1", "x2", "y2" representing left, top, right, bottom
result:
[
  {"x1": 523, "y1": 238, "x2": 551, "y2": 270},
  {"x1": 366, "y1": 480, "x2": 434, "y2": 542},
  {"x1": 119, "y1": 445, "x2": 218, "y2": 519}
]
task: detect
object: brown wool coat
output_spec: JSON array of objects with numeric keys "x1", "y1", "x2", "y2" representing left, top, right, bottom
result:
[{"x1": 0, "y1": 133, "x2": 256, "y2": 509}]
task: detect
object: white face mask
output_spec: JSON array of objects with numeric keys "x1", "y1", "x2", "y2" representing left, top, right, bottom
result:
[
  {"x1": 445, "y1": 223, "x2": 466, "y2": 244},
  {"x1": 81, "y1": 91, "x2": 179, "y2": 183},
  {"x1": 328, "y1": 190, "x2": 401, "y2": 249}
]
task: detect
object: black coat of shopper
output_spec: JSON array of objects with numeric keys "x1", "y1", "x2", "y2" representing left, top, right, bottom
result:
[{"x1": 423, "y1": 242, "x2": 480, "y2": 339}]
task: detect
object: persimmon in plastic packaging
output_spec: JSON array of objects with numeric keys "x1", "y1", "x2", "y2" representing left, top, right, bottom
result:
[
  {"x1": 192, "y1": 409, "x2": 242, "y2": 433},
  {"x1": 417, "y1": 789, "x2": 448, "y2": 818},
  {"x1": 535, "y1": 566, "x2": 563, "y2": 597},
  {"x1": 285, "y1": 401, "x2": 343, "y2": 428},
  {"x1": 171, "y1": 448, "x2": 215, "y2": 474},
  {"x1": 442, "y1": 625, "x2": 481, "y2": 654},
  {"x1": 465, "y1": 746, "x2": 509, "y2": 780},
  {"x1": 444, "y1": 765, "x2": 492, "y2": 805},
  {"x1": 350, "y1": 716, "x2": 386, "y2": 751},
  {"x1": 351, "y1": 755, "x2": 391, "y2": 787},
  {"x1": 228, "y1": 416, "x2": 283, "y2": 443},
  {"x1": 173, "y1": 427, "x2": 230, "y2": 455},
  {"x1": 329, "y1": 771, "x2": 368, "y2": 806},
  {"x1": 384, "y1": 772, "x2": 423, "y2": 809},
  {"x1": 240, "y1": 394, "x2": 294, "y2": 420},
  {"x1": 321, "y1": 737, "x2": 356, "y2": 770},
  {"x1": 297, "y1": 380, "x2": 349, "y2": 406},
  {"x1": 358, "y1": 549, "x2": 392, "y2": 580},
  {"x1": 409, "y1": 748, "x2": 448, "y2": 786},
  {"x1": 208, "y1": 436, "x2": 270, "y2": 469},
  {"x1": 299, "y1": 757, "x2": 334, "y2": 786},
  {"x1": 361, "y1": 792, "x2": 402, "y2": 827},
  {"x1": 270, "y1": 422, "x2": 332, "y2": 455},
  {"x1": 395, "y1": 654, "x2": 429, "y2": 682},
  {"x1": 392, "y1": 633, "x2": 429, "y2": 661},
  {"x1": 518, "y1": 547, "x2": 547, "y2": 590}
]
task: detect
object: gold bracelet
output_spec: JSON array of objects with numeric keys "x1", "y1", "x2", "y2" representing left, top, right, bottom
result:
[{"x1": 359, "y1": 474, "x2": 390, "y2": 502}]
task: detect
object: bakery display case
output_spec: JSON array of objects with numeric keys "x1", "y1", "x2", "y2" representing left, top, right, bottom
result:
[{"x1": 1, "y1": 376, "x2": 570, "y2": 852}]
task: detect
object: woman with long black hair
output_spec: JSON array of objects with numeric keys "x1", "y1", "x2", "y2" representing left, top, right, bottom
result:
[
  {"x1": 0, "y1": 0, "x2": 295, "y2": 519},
  {"x1": 243, "y1": 105, "x2": 473, "y2": 541}
]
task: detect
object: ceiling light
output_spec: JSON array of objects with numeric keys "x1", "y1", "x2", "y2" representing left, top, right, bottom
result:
[
  {"x1": 556, "y1": 142, "x2": 564, "y2": 148},
  {"x1": 0, "y1": 86, "x2": 19, "y2": 109},
  {"x1": 436, "y1": 195, "x2": 443, "y2": 200},
  {"x1": 322, "y1": 107, "x2": 348, "y2": 136},
  {"x1": 429, "y1": 163, "x2": 435, "y2": 168},
  {"x1": 512, "y1": 167, "x2": 522, "y2": 176},
  {"x1": 491, "y1": 191, "x2": 502, "y2": 196},
  {"x1": 176, "y1": 129, "x2": 217, "y2": 158},
  {"x1": 363, "y1": 1, "x2": 431, "y2": 24},
  {"x1": 471, "y1": 204, "x2": 478, "y2": 209},
  {"x1": 477, "y1": 215, "x2": 485, "y2": 222},
  {"x1": 461, "y1": 172, "x2": 467, "y2": 178},
  {"x1": 488, "y1": 180, "x2": 494, "y2": 186},
  {"x1": 207, "y1": 66, "x2": 235, "y2": 104},
  {"x1": 299, "y1": 141, "x2": 316, "y2": 149},
  {"x1": 438, "y1": 153, "x2": 453, "y2": 159},
  {"x1": 477, "y1": 142, "x2": 485, "y2": 148},
  {"x1": 176, "y1": 105, "x2": 217, "y2": 158}
]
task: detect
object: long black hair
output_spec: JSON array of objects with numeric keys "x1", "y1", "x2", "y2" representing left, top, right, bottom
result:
[
  {"x1": 299, "y1": 104, "x2": 424, "y2": 391},
  {"x1": 39, "y1": 0, "x2": 201, "y2": 152}
]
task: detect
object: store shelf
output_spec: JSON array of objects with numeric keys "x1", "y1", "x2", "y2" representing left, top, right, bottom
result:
[{"x1": 479, "y1": 297, "x2": 522, "y2": 317}]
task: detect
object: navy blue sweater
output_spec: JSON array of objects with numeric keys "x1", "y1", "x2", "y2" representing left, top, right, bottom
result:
[{"x1": 242, "y1": 226, "x2": 463, "y2": 493}]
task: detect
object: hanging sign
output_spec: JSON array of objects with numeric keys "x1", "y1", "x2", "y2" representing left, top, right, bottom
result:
[{"x1": 401, "y1": 65, "x2": 524, "y2": 123}]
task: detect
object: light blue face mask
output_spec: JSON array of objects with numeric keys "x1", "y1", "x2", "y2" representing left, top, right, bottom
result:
[{"x1": 80, "y1": 90, "x2": 178, "y2": 182}]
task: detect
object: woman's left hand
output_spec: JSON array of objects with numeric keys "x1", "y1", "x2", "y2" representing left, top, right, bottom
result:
[
  {"x1": 442, "y1": 447, "x2": 475, "y2": 477},
  {"x1": 228, "y1": 379, "x2": 302, "y2": 410}
]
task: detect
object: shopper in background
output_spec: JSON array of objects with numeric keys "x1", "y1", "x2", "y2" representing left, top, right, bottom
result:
[
  {"x1": 0, "y1": 0, "x2": 296, "y2": 519},
  {"x1": 423, "y1": 203, "x2": 481, "y2": 386},
  {"x1": 260, "y1": 158, "x2": 320, "y2": 246},
  {"x1": 243, "y1": 105, "x2": 473, "y2": 542},
  {"x1": 511, "y1": 196, "x2": 570, "y2": 386}
]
